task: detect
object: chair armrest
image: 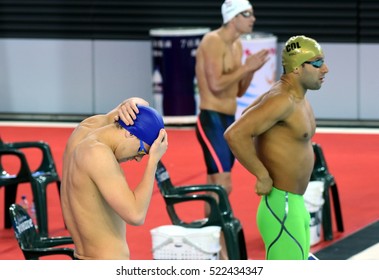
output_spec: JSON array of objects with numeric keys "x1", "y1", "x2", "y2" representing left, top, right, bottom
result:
[
  {"x1": 0, "y1": 149, "x2": 33, "y2": 179},
  {"x1": 164, "y1": 193, "x2": 222, "y2": 227},
  {"x1": 40, "y1": 236, "x2": 74, "y2": 247},
  {"x1": 311, "y1": 172, "x2": 335, "y2": 187},
  {"x1": 7, "y1": 141, "x2": 57, "y2": 174},
  {"x1": 23, "y1": 247, "x2": 75, "y2": 259},
  {"x1": 172, "y1": 185, "x2": 232, "y2": 215},
  {"x1": 7, "y1": 141, "x2": 51, "y2": 155}
]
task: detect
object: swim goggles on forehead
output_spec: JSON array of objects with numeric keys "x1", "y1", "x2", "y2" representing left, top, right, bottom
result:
[{"x1": 303, "y1": 58, "x2": 324, "y2": 68}]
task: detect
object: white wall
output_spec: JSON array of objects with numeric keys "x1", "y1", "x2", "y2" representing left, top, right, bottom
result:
[
  {"x1": 307, "y1": 43, "x2": 359, "y2": 120},
  {"x1": 0, "y1": 39, "x2": 152, "y2": 115},
  {"x1": 276, "y1": 42, "x2": 377, "y2": 121},
  {"x1": 359, "y1": 44, "x2": 379, "y2": 120},
  {"x1": 0, "y1": 38, "x2": 378, "y2": 120},
  {"x1": 0, "y1": 39, "x2": 93, "y2": 114},
  {"x1": 93, "y1": 40, "x2": 152, "y2": 113}
]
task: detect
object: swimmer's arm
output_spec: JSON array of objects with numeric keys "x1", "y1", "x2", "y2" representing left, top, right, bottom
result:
[
  {"x1": 89, "y1": 149, "x2": 152, "y2": 226},
  {"x1": 90, "y1": 130, "x2": 167, "y2": 226},
  {"x1": 241, "y1": 92, "x2": 268, "y2": 114},
  {"x1": 237, "y1": 70, "x2": 254, "y2": 98},
  {"x1": 131, "y1": 129, "x2": 168, "y2": 219},
  {"x1": 237, "y1": 49, "x2": 270, "y2": 98},
  {"x1": 109, "y1": 97, "x2": 150, "y2": 125},
  {"x1": 224, "y1": 94, "x2": 293, "y2": 194}
]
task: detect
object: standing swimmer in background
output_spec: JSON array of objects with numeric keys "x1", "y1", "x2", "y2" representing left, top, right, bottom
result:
[
  {"x1": 224, "y1": 36, "x2": 329, "y2": 259},
  {"x1": 195, "y1": 0, "x2": 269, "y2": 259}
]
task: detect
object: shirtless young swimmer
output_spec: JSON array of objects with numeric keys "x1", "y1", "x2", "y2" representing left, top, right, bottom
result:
[{"x1": 61, "y1": 98, "x2": 168, "y2": 259}]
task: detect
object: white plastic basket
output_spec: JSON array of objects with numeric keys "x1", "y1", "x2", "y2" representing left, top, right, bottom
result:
[
  {"x1": 150, "y1": 225, "x2": 221, "y2": 260},
  {"x1": 304, "y1": 181, "x2": 325, "y2": 246}
]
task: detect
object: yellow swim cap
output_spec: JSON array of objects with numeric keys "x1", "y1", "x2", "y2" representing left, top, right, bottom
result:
[{"x1": 282, "y1": 35, "x2": 323, "y2": 73}]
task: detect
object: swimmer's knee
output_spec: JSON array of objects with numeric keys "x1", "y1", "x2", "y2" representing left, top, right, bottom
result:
[{"x1": 208, "y1": 173, "x2": 232, "y2": 194}]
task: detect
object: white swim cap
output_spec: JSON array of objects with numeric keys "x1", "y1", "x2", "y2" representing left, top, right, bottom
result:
[{"x1": 221, "y1": 0, "x2": 252, "y2": 24}]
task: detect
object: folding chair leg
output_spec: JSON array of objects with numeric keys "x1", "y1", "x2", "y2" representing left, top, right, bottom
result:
[
  {"x1": 222, "y1": 227, "x2": 239, "y2": 260},
  {"x1": 4, "y1": 184, "x2": 18, "y2": 228},
  {"x1": 238, "y1": 228, "x2": 248, "y2": 260},
  {"x1": 331, "y1": 183, "x2": 344, "y2": 232},
  {"x1": 31, "y1": 179, "x2": 49, "y2": 237},
  {"x1": 222, "y1": 222, "x2": 247, "y2": 260},
  {"x1": 56, "y1": 181, "x2": 67, "y2": 230},
  {"x1": 322, "y1": 186, "x2": 333, "y2": 241}
]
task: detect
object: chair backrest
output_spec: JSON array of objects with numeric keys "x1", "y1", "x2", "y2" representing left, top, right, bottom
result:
[
  {"x1": 311, "y1": 142, "x2": 332, "y2": 180},
  {"x1": 154, "y1": 160, "x2": 248, "y2": 260},
  {"x1": 5, "y1": 140, "x2": 58, "y2": 176},
  {"x1": 1, "y1": 142, "x2": 60, "y2": 237},
  {"x1": 0, "y1": 149, "x2": 34, "y2": 183},
  {"x1": 8, "y1": 203, "x2": 39, "y2": 250},
  {"x1": 155, "y1": 161, "x2": 175, "y2": 196}
]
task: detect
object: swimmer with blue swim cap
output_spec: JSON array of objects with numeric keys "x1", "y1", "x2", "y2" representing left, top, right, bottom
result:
[
  {"x1": 62, "y1": 98, "x2": 168, "y2": 260},
  {"x1": 117, "y1": 105, "x2": 165, "y2": 152}
]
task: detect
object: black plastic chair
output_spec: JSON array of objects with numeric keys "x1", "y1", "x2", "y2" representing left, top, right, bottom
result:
[
  {"x1": 8, "y1": 203, "x2": 74, "y2": 260},
  {"x1": 3, "y1": 139, "x2": 61, "y2": 187},
  {"x1": 311, "y1": 142, "x2": 344, "y2": 240},
  {"x1": 0, "y1": 149, "x2": 37, "y2": 229},
  {"x1": 0, "y1": 142, "x2": 60, "y2": 236},
  {"x1": 0, "y1": 138, "x2": 61, "y2": 237},
  {"x1": 155, "y1": 160, "x2": 247, "y2": 260}
]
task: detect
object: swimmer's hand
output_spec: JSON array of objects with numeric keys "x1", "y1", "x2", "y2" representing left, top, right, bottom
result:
[
  {"x1": 255, "y1": 177, "x2": 273, "y2": 196},
  {"x1": 244, "y1": 49, "x2": 270, "y2": 73},
  {"x1": 149, "y1": 129, "x2": 168, "y2": 163},
  {"x1": 114, "y1": 97, "x2": 149, "y2": 125}
]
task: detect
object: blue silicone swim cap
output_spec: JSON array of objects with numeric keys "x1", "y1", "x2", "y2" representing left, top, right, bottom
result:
[{"x1": 117, "y1": 105, "x2": 164, "y2": 146}]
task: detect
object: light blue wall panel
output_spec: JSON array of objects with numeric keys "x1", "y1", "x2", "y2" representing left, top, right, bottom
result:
[
  {"x1": 93, "y1": 40, "x2": 153, "y2": 114},
  {"x1": 359, "y1": 44, "x2": 379, "y2": 120},
  {"x1": 0, "y1": 39, "x2": 93, "y2": 114},
  {"x1": 0, "y1": 38, "x2": 378, "y2": 122},
  {"x1": 305, "y1": 43, "x2": 358, "y2": 120},
  {"x1": 276, "y1": 43, "x2": 358, "y2": 120}
]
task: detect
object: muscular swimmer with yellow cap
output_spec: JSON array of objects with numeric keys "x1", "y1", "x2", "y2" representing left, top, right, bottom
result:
[{"x1": 224, "y1": 35, "x2": 329, "y2": 259}]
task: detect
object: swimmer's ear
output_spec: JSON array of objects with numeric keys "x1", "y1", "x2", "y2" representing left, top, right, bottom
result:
[{"x1": 124, "y1": 130, "x2": 135, "y2": 138}]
